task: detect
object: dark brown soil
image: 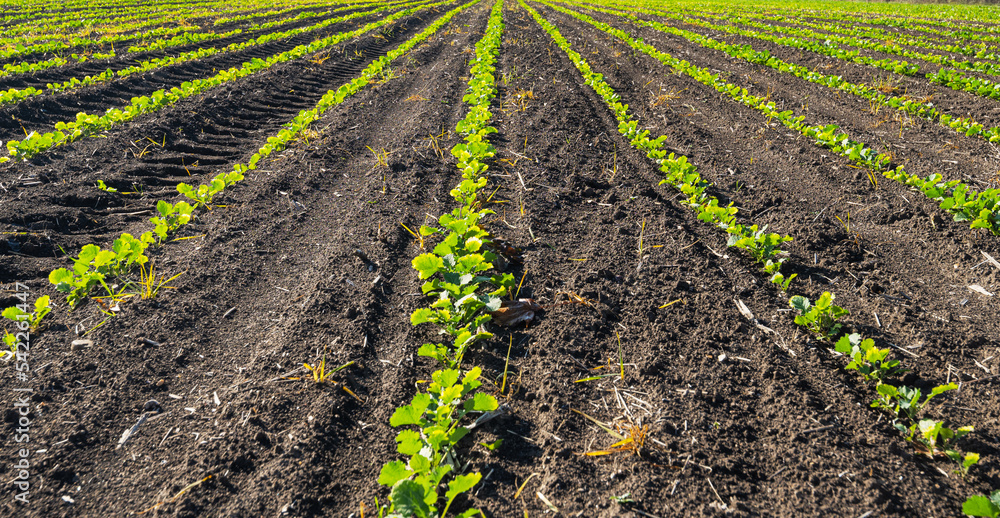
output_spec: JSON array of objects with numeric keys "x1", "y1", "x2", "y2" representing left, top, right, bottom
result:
[{"x1": 1, "y1": 1, "x2": 998, "y2": 517}]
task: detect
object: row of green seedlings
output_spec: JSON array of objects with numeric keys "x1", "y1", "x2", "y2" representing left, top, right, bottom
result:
[
  {"x1": 524, "y1": 0, "x2": 798, "y2": 294},
  {"x1": 1, "y1": 0, "x2": 251, "y2": 35},
  {"x1": 705, "y1": 6, "x2": 1000, "y2": 59},
  {"x1": 212, "y1": 0, "x2": 335, "y2": 25},
  {"x1": 375, "y1": 1, "x2": 507, "y2": 516},
  {"x1": 687, "y1": 4, "x2": 1000, "y2": 77},
  {"x1": 7, "y1": 8, "x2": 228, "y2": 57},
  {"x1": 528, "y1": 5, "x2": 998, "y2": 512},
  {"x1": 0, "y1": 50, "x2": 116, "y2": 81},
  {"x1": 0, "y1": 0, "x2": 424, "y2": 107},
  {"x1": 692, "y1": 8, "x2": 987, "y2": 66},
  {"x1": 787, "y1": 291, "x2": 997, "y2": 516},
  {"x1": 583, "y1": 0, "x2": 1000, "y2": 132},
  {"x1": 128, "y1": 6, "x2": 332, "y2": 53},
  {"x1": 647, "y1": 0, "x2": 1000, "y2": 60},
  {"x1": 681, "y1": 7, "x2": 1000, "y2": 107},
  {"x1": 669, "y1": 0, "x2": 1000, "y2": 35},
  {"x1": 0, "y1": 19, "x2": 190, "y2": 61},
  {"x1": 555, "y1": 0, "x2": 1000, "y2": 235},
  {"x1": 790, "y1": 292, "x2": 978, "y2": 471},
  {"x1": 0, "y1": 0, "x2": 207, "y2": 34},
  {"x1": 0, "y1": 0, "x2": 257, "y2": 60},
  {"x1": 0, "y1": 0, "x2": 446, "y2": 162},
  {"x1": 46, "y1": 0, "x2": 477, "y2": 315},
  {"x1": 716, "y1": 3, "x2": 1000, "y2": 48},
  {"x1": 648, "y1": 5, "x2": 921, "y2": 75}
]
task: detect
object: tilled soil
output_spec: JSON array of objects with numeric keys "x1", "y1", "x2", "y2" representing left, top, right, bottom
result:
[{"x1": 0, "y1": 1, "x2": 998, "y2": 517}]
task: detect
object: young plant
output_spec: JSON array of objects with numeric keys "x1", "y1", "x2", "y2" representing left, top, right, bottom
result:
[
  {"x1": 765, "y1": 259, "x2": 796, "y2": 291},
  {"x1": 150, "y1": 200, "x2": 195, "y2": 241},
  {"x1": 49, "y1": 234, "x2": 152, "y2": 308},
  {"x1": 871, "y1": 382, "x2": 957, "y2": 424},
  {"x1": 964, "y1": 490, "x2": 1000, "y2": 518},
  {"x1": 834, "y1": 333, "x2": 904, "y2": 382},
  {"x1": 378, "y1": 367, "x2": 497, "y2": 517},
  {"x1": 177, "y1": 176, "x2": 225, "y2": 209},
  {"x1": 957, "y1": 452, "x2": 980, "y2": 477},
  {"x1": 789, "y1": 292, "x2": 848, "y2": 340},
  {"x1": 727, "y1": 223, "x2": 793, "y2": 263},
  {"x1": 905, "y1": 418, "x2": 974, "y2": 460},
  {"x1": 2, "y1": 295, "x2": 51, "y2": 332},
  {"x1": 2, "y1": 331, "x2": 19, "y2": 361}
]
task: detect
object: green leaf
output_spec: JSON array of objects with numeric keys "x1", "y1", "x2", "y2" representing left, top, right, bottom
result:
[
  {"x1": 390, "y1": 479, "x2": 431, "y2": 518},
  {"x1": 93, "y1": 249, "x2": 116, "y2": 268},
  {"x1": 834, "y1": 334, "x2": 854, "y2": 354},
  {"x1": 445, "y1": 472, "x2": 481, "y2": 503},
  {"x1": 48, "y1": 268, "x2": 74, "y2": 285},
  {"x1": 484, "y1": 296, "x2": 502, "y2": 312},
  {"x1": 433, "y1": 369, "x2": 460, "y2": 390},
  {"x1": 408, "y1": 452, "x2": 431, "y2": 473},
  {"x1": 2, "y1": 307, "x2": 26, "y2": 321},
  {"x1": 876, "y1": 383, "x2": 898, "y2": 398},
  {"x1": 412, "y1": 253, "x2": 443, "y2": 280},
  {"x1": 411, "y1": 308, "x2": 435, "y2": 325},
  {"x1": 78, "y1": 243, "x2": 100, "y2": 262},
  {"x1": 468, "y1": 392, "x2": 498, "y2": 412},
  {"x1": 465, "y1": 237, "x2": 483, "y2": 252},
  {"x1": 390, "y1": 393, "x2": 431, "y2": 427},
  {"x1": 963, "y1": 495, "x2": 1000, "y2": 518},
  {"x1": 930, "y1": 382, "x2": 958, "y2": 398},
  {"x1": 395, "y1": 429, "x2": 424, "y2": 456},
  {"x1": 479, "y1": 438, "x2": 503, "y2": 451},
  {"x1": 789, "y1": 295, "x2": 810, "y2": 312},
  {"x1": 377, "y1": 460, "x2": 412, "y2": 487}
]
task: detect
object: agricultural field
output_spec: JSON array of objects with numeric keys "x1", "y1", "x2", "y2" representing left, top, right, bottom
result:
[{"x1": 1, "y1": 0, "x2": 1000, "y2": 515}]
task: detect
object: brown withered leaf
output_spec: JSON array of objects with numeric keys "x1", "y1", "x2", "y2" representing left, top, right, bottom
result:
[{"x1": 489, "y1": 299, "x2": 542, "y2": 327}]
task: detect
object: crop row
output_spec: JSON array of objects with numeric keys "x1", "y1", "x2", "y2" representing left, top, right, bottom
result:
[
  {"x1": 666, "y1": 3, "x2": 1000, "y2": 78},
  {"x1": 581, "y1": 1, "x2": 1000, "y2": 112},
  {"x1": 560, "y1": 0, "x2": 1000, "y2": 235},
  {"x1": 0, "y1": 1, "x2": 394, "y2": 80},
  {"x1": 0, "y1": 0, "x2": 423, "y2": 108},
  {"x1": 0, "y1": 0, "x2": 352, "y2": 50},
  {"x1": 530, "y1": 4, "x2": 994, "y2": 515},
  {"x1": 376, "y1": 2, "x2": 509, "y2": 514},
  {"x1": 669, "y1": 3, "x2": 990, "y2": 47},
  {"x1": 0, "y1": 3, "x2": 214, "y2": 44},
  {"x1": 638, "y1": 0, "x2": 1000, "y2": 37},
  {"x1": 701, "y1": 8, "x2": 1000, "y2": 57},
  {"x1": 624, "y1": 0, "x2": 1000, "y2": 109},
  {"x1": 528, "y1": 0, "x2": 798, "y2": 293},
  {"x1": 597, "y1": 0, "x2": 1000, "y2": 148},
  {"x1": 1, "y1": 0, "x2": 443, "y2": 162},
  {"x1": 754, "y1": 3, "x2": 1000, "y2": 41},
  {"x1": 44, "y1": 0, "x2": 479, "y2": 312},
  {"x1": 662, "y1": 7, "x2": 923, "y2": 76},
  {"x1": 0, "y1": 24, "x2": 192, "y2": 61},
  {"x1": 0, "y1": 0, "x2": 267, "y2": 32},
  {"x1": 708, "y1": 10, "x2": 1000, "y2": 71},
  {"x1": 212, "y1": 0, "x2": 346, "y2": 25}
]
